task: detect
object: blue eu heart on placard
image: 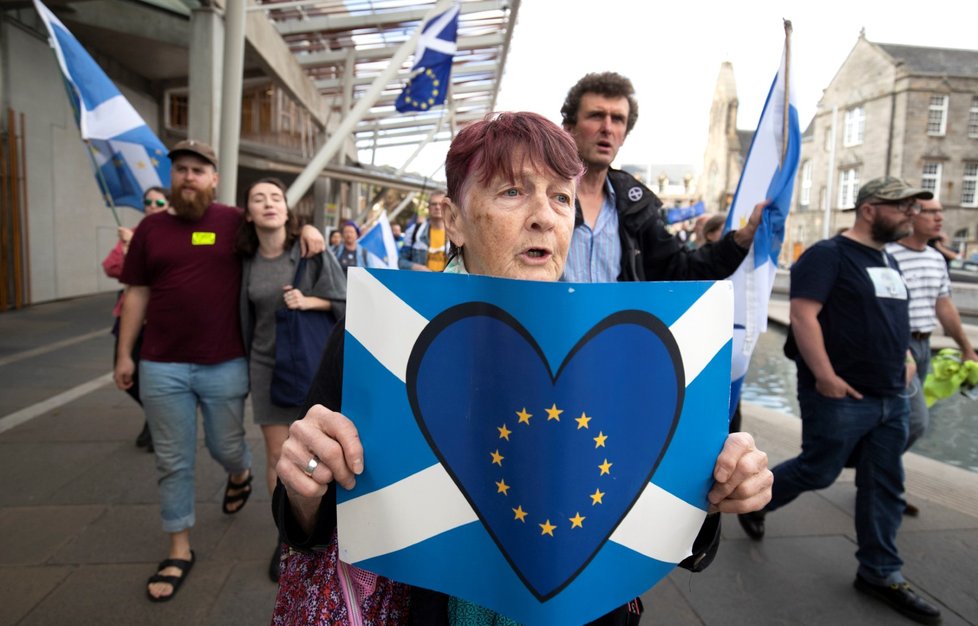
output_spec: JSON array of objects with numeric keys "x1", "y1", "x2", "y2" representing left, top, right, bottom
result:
[{"x1": 406, "y1": 303, "x2": 684, "y2": 600}]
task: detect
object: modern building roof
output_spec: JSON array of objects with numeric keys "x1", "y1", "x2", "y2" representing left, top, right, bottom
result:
[{"x1": 254, "y1": 0, "x2": 519, "y2": 154}]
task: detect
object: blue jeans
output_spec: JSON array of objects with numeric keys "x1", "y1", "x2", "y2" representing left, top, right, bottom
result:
[
  {"x1": 767, "y1": 388, "x2": 909, "y2": 583},
  {"x1": 140, "y1": 358, "x2": 251, "y2": 533},
  {"x1": 905, "y1": 336, "x2": 931, "y2": 450}
]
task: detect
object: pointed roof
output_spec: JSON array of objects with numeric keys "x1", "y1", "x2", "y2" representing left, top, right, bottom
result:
[{"x1": 875, "y1": 42, "x2": 978, "y2": 77}]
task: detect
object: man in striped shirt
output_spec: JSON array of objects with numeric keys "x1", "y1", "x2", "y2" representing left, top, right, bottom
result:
[{"x1": 886, "y1": 197, "x2": 977, "y2": 510}]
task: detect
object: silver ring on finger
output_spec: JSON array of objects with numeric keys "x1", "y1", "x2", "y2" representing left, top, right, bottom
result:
[{"x1": 303, "y1": 456, "x2": 319, "y2": 477}]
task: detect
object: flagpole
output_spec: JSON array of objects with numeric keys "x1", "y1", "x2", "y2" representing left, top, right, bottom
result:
[
  {"x1": 56, "y1": 74, "x2": 122, "y2": 226},
  {"x1": 782, "y1": 19, "x2": 792, "y2": 167}
]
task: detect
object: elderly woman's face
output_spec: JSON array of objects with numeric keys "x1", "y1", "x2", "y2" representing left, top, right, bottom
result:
[{"x1": 447, "y1": 164, "x2": 575, "y2": 282}]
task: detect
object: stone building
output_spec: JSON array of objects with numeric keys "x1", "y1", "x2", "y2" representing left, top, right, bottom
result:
[
  {"x1": 788, "y1": 34, "x2": 978, "y2": 259},
  {"x1": 699, "y1": 61, "x2": 753, "y2": 213}
]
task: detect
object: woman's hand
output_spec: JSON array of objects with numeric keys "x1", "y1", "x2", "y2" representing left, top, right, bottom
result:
[
  {"x1": 277, "y1": 405, "x2": 364, "y2": 529},
  {"x1": 706, "y1": 432, "x2": 773, "y2": 514},
  {"x1": 283, "y1": 286, "x2": 308, "y2": 310}
]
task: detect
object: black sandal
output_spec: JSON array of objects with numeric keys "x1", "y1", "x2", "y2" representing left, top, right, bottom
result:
[
  {"x1": 146, "y1": 550, "x2": 195, "y2": 603},
  {"x1": 222, "y1": 470, "x2": 253, "y2": 514}
]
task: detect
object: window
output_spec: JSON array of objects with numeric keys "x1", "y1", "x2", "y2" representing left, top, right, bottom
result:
[
  {"x1": 839, "y1": 168, "x2": 859, "y2": 208},
  {"x1": 963, "y1": 162, "x2": 978, "y2": 207},
  {"x1": 969, "y1": 95, "x2": 978, "y2": 138},
  {"x1": 927, "y1": 95, "x2": 948, "y2": 135},
  {"x1": 921, "y1": 162, "x2": 942, "y2": 200},
  {"x1": 843, "y1": 107, "x2": 864, "y2": 146},
  {"x1": 799, "y1": 160, "x2": 813, "y2": 207}
]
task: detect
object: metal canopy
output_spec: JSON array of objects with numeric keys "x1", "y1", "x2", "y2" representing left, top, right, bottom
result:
[{"x1": 252, "y1": 0, "x2": 519, "y2": 157}]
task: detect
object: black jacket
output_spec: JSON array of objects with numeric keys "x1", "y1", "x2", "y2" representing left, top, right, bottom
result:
[{"x1": 581, "y1": 169, "x2": 748, "y2": 282}]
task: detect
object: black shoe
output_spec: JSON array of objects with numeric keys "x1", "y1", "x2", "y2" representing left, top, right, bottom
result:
[
  {"x1": 904, "y1": 502, "x2": 920, "y2": 517},
  {"x1": 268, "y1": 543, "x2": 283, "y2": 583},
  {"x1": 738, "y1": 510, "x2": 766, "y2": 540},
  {"x1": 854, "y1": 574, "x2": 941, "y2": 625},
  {"x1": 135, "y1": 422, "x2": 152, "y2": 449}
]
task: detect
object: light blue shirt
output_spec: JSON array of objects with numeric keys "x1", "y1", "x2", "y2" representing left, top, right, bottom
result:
[{"x1": 562, "y1": 178, "x2": 621, "y2": 283}]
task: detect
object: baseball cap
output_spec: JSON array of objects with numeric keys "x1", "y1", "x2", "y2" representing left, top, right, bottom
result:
[
  {"x1": 168, "y1": 139, "x2": 218, "y2": 169},
  {"x1": 850, "y1": 176, "x2": 932, "y2": 210}
]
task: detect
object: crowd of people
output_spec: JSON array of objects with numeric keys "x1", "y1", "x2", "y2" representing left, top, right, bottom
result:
[{"x1": 100, "y1": 69, "x2": 963, "y2": 626}]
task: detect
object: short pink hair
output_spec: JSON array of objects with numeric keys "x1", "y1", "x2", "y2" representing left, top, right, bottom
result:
[{"x1": 445, "y1": 112, "x2": 584, "y2": 206}]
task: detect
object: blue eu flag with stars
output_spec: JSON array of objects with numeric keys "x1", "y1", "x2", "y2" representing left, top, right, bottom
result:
[{"x1": 395, "y1": 4, "x2": 459, "y2": 113}]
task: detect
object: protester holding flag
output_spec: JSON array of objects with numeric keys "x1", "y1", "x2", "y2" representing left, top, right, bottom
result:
[
  {"x1": 101, "y1": 186, "x2": 172, "y2": 452},
  {"x1": 236, "y1": 178, "x2": 346, "y2": 583},
  {"x1": 270, "y1": 112, "x2": 772, "y2": 625}
]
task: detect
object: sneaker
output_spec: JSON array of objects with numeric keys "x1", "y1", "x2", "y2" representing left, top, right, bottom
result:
[
  {"x1": 904, "y1": 502, "x2": 920, "y2": 517},
  {"x1": 853, "y1": 574, "x2": 941, "y2": 625},
  {"x1": 135, "y1": 422, "x2": 152, "y2": 449},
  {"x1": 737, "y1": 510, "x2": 766, "y2": 540}
]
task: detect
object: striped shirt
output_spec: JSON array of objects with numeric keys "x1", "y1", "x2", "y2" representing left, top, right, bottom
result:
[
  {"x1": 885, "y1": 242, "x2": 951, "y2": 332},
  {"x1": 562, "y1": 179, "x2": 621, "y2": 283}
]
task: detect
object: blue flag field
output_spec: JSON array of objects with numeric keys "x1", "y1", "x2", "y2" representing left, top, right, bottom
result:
[{"x1": 337, "y1": 268, "x2": 733, "y2": 624}]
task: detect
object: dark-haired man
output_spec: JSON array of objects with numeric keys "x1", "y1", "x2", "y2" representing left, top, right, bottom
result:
[
  {"x1": 740, "y1": 177, "x2": 941, "y2": 625},
  {"x1": 560, "y1": 71, "x2": 761, "y2": 283},
  {"x1": 114, "y1": 139, "x2": 324, "y2": 601}
]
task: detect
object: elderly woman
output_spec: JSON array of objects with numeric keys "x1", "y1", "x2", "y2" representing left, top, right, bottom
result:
[{"x1": 272, "y1": 112, "x2": 772, "y2": 625}]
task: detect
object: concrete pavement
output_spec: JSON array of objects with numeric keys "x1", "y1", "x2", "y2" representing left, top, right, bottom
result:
[{"x1": 1, "y1": 293, "x2": 976, "y2": 625}]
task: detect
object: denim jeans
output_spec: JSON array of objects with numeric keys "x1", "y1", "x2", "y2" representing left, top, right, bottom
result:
[
  {"x1": 140, "y1": 358, "x2": 251, "y2": 533},
  {"x1": 767, "y1": 388, "x2": 909, "y2": 583},
  {"x1": 905, "y1": 336, "x2": 931, "y2": 450}
]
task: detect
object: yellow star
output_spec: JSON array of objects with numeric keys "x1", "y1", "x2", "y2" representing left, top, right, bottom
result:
[
  {"x1": 513, "y1": 505, "x2": 527, "y2": 522},
  {"x1": 569, "y1": 512, "x2": 586, "y2": 529},
  {"x1": 135, "y1": 161, "x2": 146, "y2": 169},
  {"x1": 593, "y1": 431, "x2": 608, "y2": 448},
  {"x1": 495, "y1": 478, "x2": 510, "y2": 495},
  {"x1": 539, "y1": 519, "x2": 556, "y2": 537},
  {"x1": 590, "y1": 488, "x2": 605, "y2": 505},
  {"x1": 576, "y1": 412, "x2": 592, "y2": 429},
  {"x1": 490, "y1": 449, "x2": 504, "y2": 466},
  {"x1": 497, "y1": 424, "x2": 512, "y2": 441},
  {"x1": 545, "y1": 403, "x2": 563, "y2": 421},
  {"x1": 598, "y1": 459, "x2": 613, "y2": 476},
  {"x1": 151, "y1": 157, "x2": 159, "y2": 167},
  {"x1": 516, "y1": 408, "x2": 532, "y2": 425}
]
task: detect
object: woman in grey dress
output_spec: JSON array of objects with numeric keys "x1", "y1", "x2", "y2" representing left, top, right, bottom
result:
[{"x1": 236, "y1": 177, "x2": 346, "y2": 581}]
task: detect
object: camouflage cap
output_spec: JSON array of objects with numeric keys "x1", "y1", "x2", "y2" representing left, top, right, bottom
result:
[
  {"x1": 168, "y1": 139, "x2": 218, "y2": 169},
  {"x1": 851, "y1": 176, "x2": 932, "y2": 210}
]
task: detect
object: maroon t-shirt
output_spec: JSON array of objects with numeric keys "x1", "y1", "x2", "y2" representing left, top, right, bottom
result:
[{"x1": 121, "y1": 203, "x2": 245, "y2": 364}]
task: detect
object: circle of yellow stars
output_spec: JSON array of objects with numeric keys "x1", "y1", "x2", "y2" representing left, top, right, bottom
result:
[
  {"x1": 400, "y1": 68, "x2": 442, "y2": 110},
  {"x1": 491, "y1": 403, "x2": 612, "y2": 538}
]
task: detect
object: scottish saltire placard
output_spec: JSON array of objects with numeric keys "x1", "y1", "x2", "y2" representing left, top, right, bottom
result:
[{"x1": 337, "y1": 268, "x2": 732, "y2": 624}]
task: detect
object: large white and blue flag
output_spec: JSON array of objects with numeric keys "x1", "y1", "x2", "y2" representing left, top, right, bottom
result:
[
  {"x1": 395, "y1": 3, "x2": 460, "y2": 113},
  {"x1": 33, "y1": 0, "x2": 170, "y2": 211},
  {"x1": 724, "y1": 24, "x2": 801, "y2": 417},
  {"x1": 337, "y1": 268, "x2": 733, "y2": 624},
  {"x1": 359, "y1": 212, "x2": 400, "y2": 269}
]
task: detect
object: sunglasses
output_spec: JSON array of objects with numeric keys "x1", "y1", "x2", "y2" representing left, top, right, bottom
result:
[
  {"x1": 144, "y1": 198, "x2": 167, "y2": 208},
  {"x1": 867, "y1": 200, "x2": 922, "y2": 215}
]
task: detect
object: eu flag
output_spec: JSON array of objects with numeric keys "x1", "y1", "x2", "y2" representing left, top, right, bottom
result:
[
  {"x1": 337, "y1": 268, "x2": 734, "y2": 624},
  {"x1": 33, "y1": 0, "x2": 170, "y2": 211},
  {"x1": 395, "y1": 4, "x2": 459, "y2": 113}
]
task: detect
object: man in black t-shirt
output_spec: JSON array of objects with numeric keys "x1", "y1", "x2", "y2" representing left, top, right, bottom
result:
[{"x1": 739, "y1": 177, "x2": 941, "y2": 625}]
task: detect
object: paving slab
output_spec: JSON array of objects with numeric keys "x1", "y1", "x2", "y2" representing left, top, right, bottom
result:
[
  {"x1": 203, "y1": 560, "x2": 278, "y2": 625},
  {"x1": 0, "y1": 442, "x2": 118, "y2": 506},
  {"x1": 0, "y1": 565, "x2": 73, "y2": 625},
  {"x1": 897, "y1": 528, "x2": 978, "y2": 622},
  {"x1": 0, "y1": 504, "x2": 105, "y2": 565}
]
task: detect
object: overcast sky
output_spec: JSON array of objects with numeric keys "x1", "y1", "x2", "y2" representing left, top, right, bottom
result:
[{"x1": 363, "y1": 0, "x2": 976, "y2": 181}]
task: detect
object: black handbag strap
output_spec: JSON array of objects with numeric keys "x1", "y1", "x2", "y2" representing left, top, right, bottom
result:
[{"x1": 292, "y1": 256, "x2": 308, "y2": 288}]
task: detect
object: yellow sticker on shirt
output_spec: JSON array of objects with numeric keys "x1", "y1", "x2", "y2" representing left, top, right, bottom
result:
[{"x1": 192, "y1": 232, "x2": 216, "y2": 245}]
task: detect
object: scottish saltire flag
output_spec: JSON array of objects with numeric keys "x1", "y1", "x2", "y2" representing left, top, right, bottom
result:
[
  {"x1": 666, "y1": 201, "x2": 706, "y2": 225},
  {"x1": 724, "y1": 29, "x2": 801, "y2": 418},
  {"x1": 360, "y1": 212, "x2": 399, "y2": 269},
  {"x1": 33, "y1": 0, "x2": 169, "y2": 211},
  {"x1": 337, "y1": 268, "x2": 733, "y2": 624},
  {"x1": 395, "y1": 3, "x2": 459, "y2": 112}
]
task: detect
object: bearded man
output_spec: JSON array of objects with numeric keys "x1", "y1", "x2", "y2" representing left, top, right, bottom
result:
[
  {"x1": 114, "y1": 140, "x2": 323, "y2": 602},
  {"x1": 738, "y1": 177, "x2": 941, "y2": 625}
]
